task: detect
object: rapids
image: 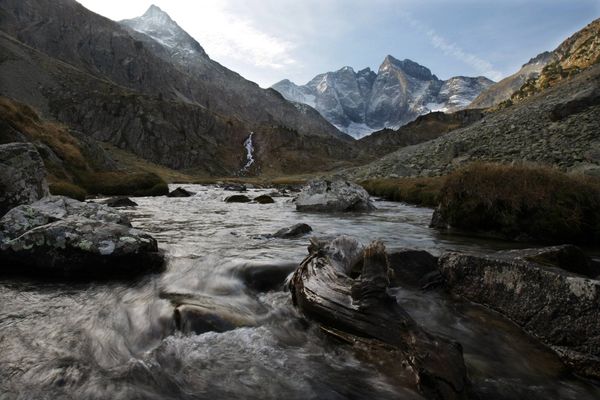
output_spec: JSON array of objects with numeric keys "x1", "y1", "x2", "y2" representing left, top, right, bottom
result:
[{"x1": 1, "y1": 185, "x2": 599, "y2": 399}]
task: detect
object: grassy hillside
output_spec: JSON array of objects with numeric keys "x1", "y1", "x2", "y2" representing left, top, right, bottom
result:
[{"x1": 0, "y1": 96, "x2": 169, "y2": 199}]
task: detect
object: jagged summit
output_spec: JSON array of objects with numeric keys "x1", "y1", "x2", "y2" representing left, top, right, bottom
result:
[
  {"x1": 121, "y1": 5, "x2": 207, "y2": 56},
  {"x1": 142, "y1": 4, "x2": 171, "y2": 20},
  {"x1": 272, "y1": 55, "x2": 493, "y2": 138},
  {"x1": 380, "y1": 56, "x2": 436, "y2": 81}
]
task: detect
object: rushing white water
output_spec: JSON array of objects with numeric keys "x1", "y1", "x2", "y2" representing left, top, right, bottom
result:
[
  {"x1": 1, "y1": 185, "x2": 599, "y2": 399},
  {"x1": 241, "y1": 132, "x2": 255, "y2": 172}
]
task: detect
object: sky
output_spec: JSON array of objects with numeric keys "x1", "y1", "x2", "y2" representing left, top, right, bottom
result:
[{"x1": 76, "y1": 0, "x2": 599, "y2": 88}]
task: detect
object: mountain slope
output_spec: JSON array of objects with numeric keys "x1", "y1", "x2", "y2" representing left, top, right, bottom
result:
[
  {"x1": 0, "y1": 0, "x2": 361, "y2": 176},
  {"x1": 471, "y1": 17, "x2": 600, "y2": 109},
  {"x1": 513, "y1": 17, "x2": 600, "y2": 102},
  {"x1": 468, "y1": 52, "x2": 557, "y2": 109},
  {"x1": 344, "y1": 63, "x2": 600, "y2": 180},
  {"x1": 272, "y1": 55, "x2": 493, "y2": 138}
]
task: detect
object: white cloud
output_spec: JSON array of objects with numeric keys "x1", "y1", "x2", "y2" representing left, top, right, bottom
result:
[{"x1": 76, "y1": 0, "x2": 297, "y2": 71}]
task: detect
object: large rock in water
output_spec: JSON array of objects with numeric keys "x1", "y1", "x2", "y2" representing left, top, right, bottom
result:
[
  {"x1": 0, "y1": 196, "x2": 163, "y2": 279},
  {"x1": 295, "y1": 180, "x2": 375, "y2": 212},
  {"x1": 289, "y1": 237, "x2": 468, "y2": 399},
  {"x1": 439, "y1": 247, "x2": 600, "y2": 379},
  {"x1": 0, "y1": 143, "x2": 49, "y2": 217}
]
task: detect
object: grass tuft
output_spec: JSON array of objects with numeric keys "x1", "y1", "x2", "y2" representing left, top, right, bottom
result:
[{"x1": 435, "y1": 163, "x2": 600, "y2": 244}]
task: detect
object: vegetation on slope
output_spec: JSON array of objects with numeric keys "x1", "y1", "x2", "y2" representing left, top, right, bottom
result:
[
  {"x1": 360, "y1": 177, "x2": 445, "y2": 207},
  {"x1": 432, "y1": 163, "x2": 600, "y2": 244},
  {"x1": 0, "y1": 96, "x2": 168, "y2": 199}
]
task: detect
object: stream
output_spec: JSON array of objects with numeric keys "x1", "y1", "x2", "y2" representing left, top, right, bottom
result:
[{"x1": 1, "y1": 185, "x2": 599, "y2": 399}]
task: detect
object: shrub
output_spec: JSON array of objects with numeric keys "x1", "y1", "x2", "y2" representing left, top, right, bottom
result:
[
  {"x1": 433, "y1": 163, "x2": 600, "y2": 244},
  {"x1": 360, "y1": 177, "x2": 446, "y2": 207},
  {"x1": 75, "y1": 171, "x2": 169, "y2": 197}
]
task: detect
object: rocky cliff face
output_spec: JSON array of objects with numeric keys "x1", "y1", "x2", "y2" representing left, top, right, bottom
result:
[
  {"x1": 0, "y1": 0, "x2": 358, "y2": 176},
  {"x1": 272, "y1": 55, "x2": 493, "y2": 138}
]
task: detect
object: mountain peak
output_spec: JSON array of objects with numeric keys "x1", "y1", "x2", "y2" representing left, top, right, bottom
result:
[
  {"x1": 380, "y1": 56, "x2": 435, "y2": 81},
  {"x1": 141, "y1": 4, "x2": 174, "y2": 23}
]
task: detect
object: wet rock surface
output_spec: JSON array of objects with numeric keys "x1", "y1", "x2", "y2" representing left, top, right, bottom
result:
[
  {"x1": 253, "y1": 194, "x2": 275, "y2": 204},
  {"x1": 439, "y1": 249, "x2": 600, "y2": 380},
  {"x1": 295, "y1": 180, "x2": 375, "y2": 212},
  {"x1": 0, "y1": 196, "x2": 163, "y2": 279},
  {"x1": 101, "y1": 197, "x2": 138, "y2": 208},
  {"x1": 227, "y1": 261, "x2": 298, "y2": 292},
  {"x1": 0, "y1": 142, "x2": 49, "y2": 217},
  {"x1": 167, "y1": 187, "x2": 195, "y2": 197},
  {"x1": 273, "y1": 223, "x2": 313, "y2": 239},
  {"x1": 225, "y1": 194, "x2": 251, "y2": 203},
  {"x1": 290, "y1": 237, "x2": 469, "y2": 399},
  {"x1": 388, "y1": 249, "x2": 440, "y2": 288}
]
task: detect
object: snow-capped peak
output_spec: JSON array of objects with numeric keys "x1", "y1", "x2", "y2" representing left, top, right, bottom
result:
[{"x1": 271, "y1": 55, "x2": 494, "y2": 139}]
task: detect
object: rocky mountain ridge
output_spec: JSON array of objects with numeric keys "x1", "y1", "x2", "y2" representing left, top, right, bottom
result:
[
  {"x1": 343, "y1": 63, "x2": 600, "y2": 180},
  {"x1": 0, "y1": 0, "x2": 359, "y2": 176},
  {"x1": 471, "y1": 17, "x2": 600, "y2": 109},
  {"x1": 272, "y1": 55, "x2": 493, "y2": 138}
]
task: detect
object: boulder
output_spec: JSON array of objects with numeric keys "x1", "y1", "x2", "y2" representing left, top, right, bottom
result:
[
  {"x1": 439, "y1": 249, "x2": 600, "y2": 379},
  {"x1": 162, "y1": 292, "x2": 266, "y2": 334},
  {"x1": 227, "y1": 261, "x2": 298, "y2": 292},
  {"x1": 253, "y1": 194, "x2": 275, "y2": 204},
  {"x1": 295, "y1": 180, "x2": 375, "y2": 212},
  {"x1": 498, "y1": 245, "x2": 600, "y2": 279},
  {"x1": 549, "y1": 85, "x2": 600, "y2": 121},
  {"x1": 167, "y1": 187, "x2": 195, "y2": 197},
  {"x1": 101, "y1": 197, "x2": 138, "y2": 208},
  {"x1": 225, "y1": 195, "x2": 251, "y2": 203},
  {"x1": 222, "y1": 183, "x2": 247, "y2": 192},
  {"x1": 0, "y1": 143, "x2": 49, "y2": 217},
  {"x1": 289, "y1": 237, "x2": 468, "y2": 399},
  {"x1": 388, "y1": 249, "x2": 440, "y2": 288},
  {"x1": 273, "y1": 223, "x2": 312, "y2": 239},
  {"x1": 0, "y1": 196, "x2": 163, "y2": 279}
]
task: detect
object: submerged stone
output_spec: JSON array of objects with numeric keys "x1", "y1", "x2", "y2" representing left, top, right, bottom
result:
[
  {"x1": 273, "y1": 223, "x2": 312, "y2": 239},
  {"x1": 439, "y1": 249, "x2": 600, "y2": 380},
  {"x1": 167, "y1": 187, "x2": 195, "y2": 197}
]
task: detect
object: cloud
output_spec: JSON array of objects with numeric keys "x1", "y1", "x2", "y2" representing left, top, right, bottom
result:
[
  {"x1": 400, "y1": 12, "x2": 504, "y2": 81},
  {"x1": 181, "y1": 1, "x2": 297, "y2": 70},
  {"x1": 76, "y1": 0, "x2": 297, "y2": 70}
]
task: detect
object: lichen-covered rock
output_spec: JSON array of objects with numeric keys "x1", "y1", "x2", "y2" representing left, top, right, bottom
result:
[
  {"x1": 0, "y1": 196, "x2": 163, "y2": 279},
  {"x1": 295, "y1": 180, "x2": 375, "y2": 212},
  {"x1": 439, "y1": 250, "x2": 600, "y2": 379},
  {"x1": 0, "y1": 196, "x2": 130, "y2": 242},
  {"x1": 0, "y1": 143, "x2": 49, "y2": 217}
]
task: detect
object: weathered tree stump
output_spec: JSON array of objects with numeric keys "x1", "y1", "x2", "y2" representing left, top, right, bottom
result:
[{"x1": 289, "y1": 236, "x2": 468, "y2": 400}]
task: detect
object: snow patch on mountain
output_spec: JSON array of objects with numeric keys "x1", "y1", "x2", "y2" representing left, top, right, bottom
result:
[{"x1": 272, "y1": 56, "x2": 494, "y2": 139}]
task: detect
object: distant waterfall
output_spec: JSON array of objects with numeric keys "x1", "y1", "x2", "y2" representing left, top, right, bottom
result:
[{"x1": 241, "y1": 132, "x2": 255, "y2": 172}]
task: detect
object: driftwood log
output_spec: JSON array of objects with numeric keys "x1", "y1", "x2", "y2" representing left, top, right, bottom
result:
[{"x1": 289, "y1": 236, "x2": 468, "y2": 400}]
